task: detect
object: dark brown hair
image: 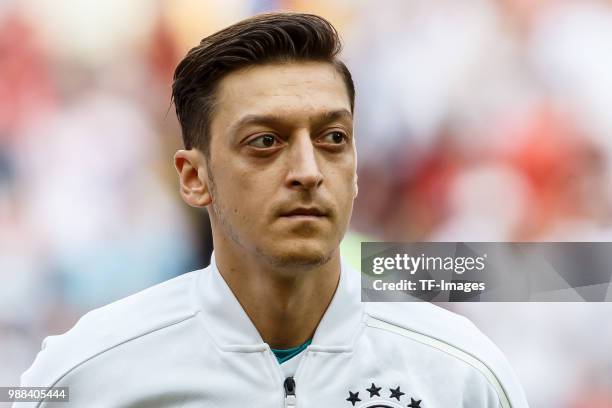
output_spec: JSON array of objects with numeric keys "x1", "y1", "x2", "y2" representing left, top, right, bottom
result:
[{"x1": 172, "y1": 12, "x2": 355, "y2": 155}]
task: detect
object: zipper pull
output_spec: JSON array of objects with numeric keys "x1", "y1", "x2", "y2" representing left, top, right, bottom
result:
[{"x1": 283, "y1": 377, "x2": 296, "y2": 408}]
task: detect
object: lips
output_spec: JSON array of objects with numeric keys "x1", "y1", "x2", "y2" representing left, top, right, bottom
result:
[{"x1": 281, "y1": 207, "x2": 328, "y2": 217}]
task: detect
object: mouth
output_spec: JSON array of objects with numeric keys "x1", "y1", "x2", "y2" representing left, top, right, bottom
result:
[{"x1": 280, "y1": 207, "x2": 329, "y2": 218}]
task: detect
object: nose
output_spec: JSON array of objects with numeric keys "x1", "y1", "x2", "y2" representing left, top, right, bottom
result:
[{"x1": 285, "y1": 133, "x2": 323, "y2": 191}]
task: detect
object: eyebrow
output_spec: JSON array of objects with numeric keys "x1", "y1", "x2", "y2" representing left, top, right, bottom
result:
[{"x1": 230, "y1": 109, "x2": 353, "y2": 135}]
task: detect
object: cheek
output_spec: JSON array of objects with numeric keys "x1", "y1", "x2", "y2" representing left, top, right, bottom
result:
[
  {"x1": 214, "y1": 163, "x2": 255, "y2": 200},
  {"x1": 330, "y1": 161, "x2": 357, "y2": 197},
  {"x1": 222, "y1": 157, "x2": 275, "y2": 188},
  {"x1": 213, "y1": 169, "x2": 274, "y2": 224}
]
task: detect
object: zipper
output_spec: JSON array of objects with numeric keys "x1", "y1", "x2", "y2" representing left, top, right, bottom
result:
[
  {"x1": 265, "y1": 345, "x2": 307, "y2": 408},
  {"x1": 283, "y1": 376, "x2": 297, "y2": 408}
]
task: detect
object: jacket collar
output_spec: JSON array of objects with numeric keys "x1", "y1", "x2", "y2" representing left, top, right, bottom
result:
[{"x1": 192, "y1": 251, "x2": 364, "y2": 352}]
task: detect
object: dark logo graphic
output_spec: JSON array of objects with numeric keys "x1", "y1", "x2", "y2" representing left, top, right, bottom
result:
[{"x1": 345, "y1": 383, "x2": 422, "y2": 407}]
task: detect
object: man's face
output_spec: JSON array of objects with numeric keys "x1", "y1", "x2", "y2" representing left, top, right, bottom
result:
[{"x1": 206, "y1": 61, "x2": 357, "y2": 268}]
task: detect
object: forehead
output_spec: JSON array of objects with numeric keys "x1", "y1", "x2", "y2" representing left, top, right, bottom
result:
[{"x1": 212, "y1": 62, "x2": 352, "y2": 126}]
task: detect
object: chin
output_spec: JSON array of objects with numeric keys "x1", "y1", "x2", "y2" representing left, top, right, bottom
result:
[{"x1": 262, "y1": 241, "x2": 335, "y2": 269}]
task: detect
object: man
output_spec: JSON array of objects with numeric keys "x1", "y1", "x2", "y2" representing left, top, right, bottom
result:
[{"x1": 18, "y1": 13, "x2": 529, "y2": 407}]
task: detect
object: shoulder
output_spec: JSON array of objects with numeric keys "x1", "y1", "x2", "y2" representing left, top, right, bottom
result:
[
  {"x1": 364, "y1": 302, "x2": 529, "y2": 408},
  {"x1": 20, "y1": 269, "x2": 202, "y2": 388},
  {"x1": 364, "y1": 301, "x2": 481, "y2": 344}
]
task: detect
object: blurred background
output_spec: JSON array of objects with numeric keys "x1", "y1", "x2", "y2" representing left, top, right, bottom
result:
[{"x1": 1, "y1": 0, "x2": 612, "y2": 406}]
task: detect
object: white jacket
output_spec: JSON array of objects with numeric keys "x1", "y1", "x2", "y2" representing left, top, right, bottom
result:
[{"x1": 19, "y1": 253, "x2": 529, "y2": 407}]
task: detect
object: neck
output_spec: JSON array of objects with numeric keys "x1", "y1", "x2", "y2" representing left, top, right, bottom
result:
[{"x1": 212, "y1": 238, "x2": 341, "y2": 349}]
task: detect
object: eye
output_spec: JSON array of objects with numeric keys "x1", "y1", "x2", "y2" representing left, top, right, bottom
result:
[
  {"x1": 247, "y1": 134, "x2": 279, "y2": 148},
  {"x1": 320, "y1": 131, "x2": 347, "y2": 145}
]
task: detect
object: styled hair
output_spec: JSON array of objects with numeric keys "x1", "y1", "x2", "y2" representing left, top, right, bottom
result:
[{"x1": 172, "y1": 12, "x2": 355, "y2": 154}]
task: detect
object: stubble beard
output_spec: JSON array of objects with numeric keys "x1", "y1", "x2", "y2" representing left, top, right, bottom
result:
[{"x1": 207, "y1": 165, "x2": 335, "y2": 270}]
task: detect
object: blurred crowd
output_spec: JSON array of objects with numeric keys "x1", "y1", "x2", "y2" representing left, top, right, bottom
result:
[{"x1": 1, "y1": 0, "x2": 612, "y2": 407}]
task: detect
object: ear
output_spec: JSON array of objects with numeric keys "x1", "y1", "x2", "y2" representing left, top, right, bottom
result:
[
  {"x1": 174, "y1": 149, "x2": 212, "y2": 208},
  {"x1": 353, "y1": 174, "x2": 359, "y2": 199}
]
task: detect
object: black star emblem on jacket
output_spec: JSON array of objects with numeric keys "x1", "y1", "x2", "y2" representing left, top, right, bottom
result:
[
  {"x1": 346, "y1": 391, "x2": 361, "y2": 406},
  {"x1": 408, "y1": 397, "x2": 422, "y2": 407},
  {"x1": 389, "y1": 386, "x2": 405, "y2": 400},
  {"x1": 366, "y1": 383, "x2": 382, "y2": 397}
]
